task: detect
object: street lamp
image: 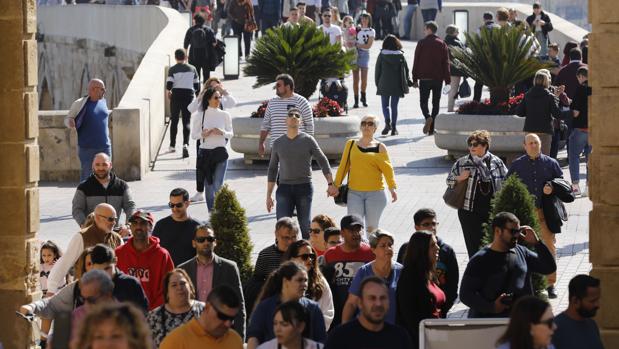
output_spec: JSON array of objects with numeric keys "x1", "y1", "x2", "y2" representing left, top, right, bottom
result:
[{"x1": 223, "y1": 35, "x2": 239, "y2": 80}]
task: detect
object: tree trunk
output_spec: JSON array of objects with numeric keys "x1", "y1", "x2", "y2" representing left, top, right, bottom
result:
[{"x1": 489, "y1": 87, "x2": 511, "y2": 106}]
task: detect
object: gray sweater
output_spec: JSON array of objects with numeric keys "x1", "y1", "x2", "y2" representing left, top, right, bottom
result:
[{"x1": 267, "y1": 132, "x2": 331, "y2": 184}]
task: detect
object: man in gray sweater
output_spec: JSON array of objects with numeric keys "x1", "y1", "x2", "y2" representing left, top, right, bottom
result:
[{"x1": 266, "y1": 108, "x2": 338, "y2": 238}]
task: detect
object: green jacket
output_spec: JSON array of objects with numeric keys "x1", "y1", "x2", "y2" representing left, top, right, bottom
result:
[{"x1": 375, "y1": 50, "x2": 410, "y2": 97}]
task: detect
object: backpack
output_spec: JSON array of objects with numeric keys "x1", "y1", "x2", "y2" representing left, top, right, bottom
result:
[
  {"x1": 190, "y1": 25, "x2": 209, "y2": 49},
  {"x1": 208, "y1": 39, "x2": 226, "y2": 70}
]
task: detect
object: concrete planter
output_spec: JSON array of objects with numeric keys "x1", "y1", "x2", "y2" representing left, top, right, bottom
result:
[
  {"x1": 231, "y1": 116, "x2": 361, "y2": 163},
  {"x1": 434, "y1": 113, "x2": 526, "y2": 159}
]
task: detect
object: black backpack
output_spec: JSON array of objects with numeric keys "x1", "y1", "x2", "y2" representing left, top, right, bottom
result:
[
  {"x1": 208, "y1": 39, "x2": 226, "y2": 70},
  {"x1": 190, "y1": 25, "x2": 209, "y2": 49}
]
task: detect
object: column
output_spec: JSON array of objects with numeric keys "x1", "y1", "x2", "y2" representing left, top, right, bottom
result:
[{"x1": 0, "y1": 0, "x2": 40, "y2": 348}]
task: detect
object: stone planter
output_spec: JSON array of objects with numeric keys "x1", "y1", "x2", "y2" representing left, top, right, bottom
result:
[
  {"x1": 434, "y1": 113, "x2": 526, "y2": 160},
  {"x1": 231, "y1": 116, "x2": 361, "y2": 164}
]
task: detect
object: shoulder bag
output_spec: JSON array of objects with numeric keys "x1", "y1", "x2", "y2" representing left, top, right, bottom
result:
[
  {"x1": 334, "y1": 140, "x2": 355, "y2": 207},
  {"x1": 443, "y1": 177, "x2": 467, "y2": 209}
]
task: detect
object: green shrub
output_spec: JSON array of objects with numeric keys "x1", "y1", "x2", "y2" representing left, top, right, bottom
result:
[{"x1": 211, "y1": 184, "x2": 254, "y2": 284}]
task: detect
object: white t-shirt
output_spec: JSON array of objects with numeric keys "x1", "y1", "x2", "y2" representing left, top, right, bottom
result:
[
  {"x1": 535, "y1": 14, "x2": 543, "y2": 31},
  {"x1": 320, "y1": 24, "x2": 342, "y2": 45},
  {"x1": 356, "y1": 27, "x2": 375, "y2": 51}
]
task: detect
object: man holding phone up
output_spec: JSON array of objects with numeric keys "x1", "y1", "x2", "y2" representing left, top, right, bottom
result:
[{"x1": 460, "y1": 212, "x2": 556, "y2": 318}]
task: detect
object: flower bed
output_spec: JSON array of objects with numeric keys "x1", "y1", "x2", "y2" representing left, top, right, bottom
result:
[
  {"x1": 457, "y1": 94, "x2": 524, "y2": 115},
  {"x1": 250, "y1": 97, "x2": 346, "y2": 118}
]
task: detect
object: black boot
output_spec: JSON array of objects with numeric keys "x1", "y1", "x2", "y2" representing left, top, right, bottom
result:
[
  {"x1": 353, "y1": 95, "x2": 359, "y2": 108},
  {"x1": 381, "y1": 121, "x2": 391, "y2": 136},
  {"x1": 391, "y1": 125, "x2": 399, "y2": 136},
  {"x1": 360, "y1": 92, "x2": 368, "y2": 107}
]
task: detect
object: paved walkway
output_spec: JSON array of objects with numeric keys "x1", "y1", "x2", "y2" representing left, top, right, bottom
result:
[{"x1": 39, "y1": 39, "x2": 591, "y2": 316}]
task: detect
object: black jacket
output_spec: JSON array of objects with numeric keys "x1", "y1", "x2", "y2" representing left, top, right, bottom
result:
[
  {"x1": 444, "y1": 35, "x2": 466, "y2": 77},
  {"x1": 516, "y1": 85, "x2": 560, "y2": 134},
  {"x1": 526, "y1": 11, "x2": 553, "y2": 38},
  {"x1": 542, "y1": 178, "x2": 575, "y2": 234},
  {"x1": 113, "y1": 271, "x2": 149, "y2": 312}
]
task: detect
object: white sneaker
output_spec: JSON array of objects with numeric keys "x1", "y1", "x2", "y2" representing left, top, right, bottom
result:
[
  {"x1": 168, "y1": 146, "x2": 175, "y2": 153},
  {"x1": 581, "y1": 186, "x2": 588, "y2": 197},
  {"x1": 190, "y1": 192, "x2": 205, "y2": 202}
]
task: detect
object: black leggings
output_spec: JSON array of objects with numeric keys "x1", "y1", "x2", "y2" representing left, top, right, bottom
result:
[
  {"x1": 196, "y1": 140, "x2": 206, "y2": 192},
  {"x1": 169, "y1": 91, "x2": 193, "y2": 147},
  {"x1": 458, "y1": 209, "x2": 490, "y2": 258},
  {"x1": 231, "y1": 21, "x2": 252, "y2": 57}
]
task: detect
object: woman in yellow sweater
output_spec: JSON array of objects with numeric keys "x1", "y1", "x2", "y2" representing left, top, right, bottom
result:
[{"x1": 334, "y1": 115, "x2": 397, "y2": 233}]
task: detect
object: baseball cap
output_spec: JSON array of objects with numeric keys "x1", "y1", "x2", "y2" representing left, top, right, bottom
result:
[
  {"x1": 128, "y1": 210, "x2": 154, "y2": 225},
  {"x1": 340, "y1": 214, "x2": 364, "y2": 230}
]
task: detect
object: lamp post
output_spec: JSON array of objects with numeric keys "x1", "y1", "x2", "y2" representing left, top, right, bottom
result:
[{"x1": 223, "y1": 35, "x2": 240, "y2": 80}]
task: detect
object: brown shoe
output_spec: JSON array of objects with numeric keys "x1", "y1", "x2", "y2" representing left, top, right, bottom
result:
[{"x1": 423, "y1": 117, "x2": 434, "y2": 134}]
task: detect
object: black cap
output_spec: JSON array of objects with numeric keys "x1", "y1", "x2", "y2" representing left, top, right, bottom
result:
[{"x1": 340, "y1": 214, "x2": 364, "y2": 230}]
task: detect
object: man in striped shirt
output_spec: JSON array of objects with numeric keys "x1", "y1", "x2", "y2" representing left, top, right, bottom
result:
[
  {"x1": 258, "y1": 74, "x2": 314, "y2": 157},
  {"x1": 166, "y1": 48, "x2": 200, "y2": 158}
]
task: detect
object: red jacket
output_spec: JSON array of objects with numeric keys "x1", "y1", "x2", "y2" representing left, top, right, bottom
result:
[
  {"x1": 412, "y1": 34, "x2": 451, "y2": 84},
  {"x1": 115, "y1": 236, "x2": 174, "y2": 310}
]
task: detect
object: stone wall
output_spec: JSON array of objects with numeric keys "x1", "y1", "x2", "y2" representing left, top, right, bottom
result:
[
  {"x1": 589, "y1": 1, "x2": 619, "y2": 347},
  {"x1": 0, "y1": 0, "x2": 40, "y2": 348}
]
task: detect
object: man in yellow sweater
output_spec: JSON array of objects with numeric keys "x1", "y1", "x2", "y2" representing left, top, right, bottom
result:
[{"x1": 160, "y1": 285, "x2": 243, "y2": 348}]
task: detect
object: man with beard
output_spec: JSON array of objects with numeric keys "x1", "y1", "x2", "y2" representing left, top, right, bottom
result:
[
  {"x1": 46, "y1": 203, "x2": 123, "y2": 296},
  {"x1": 325, "y1": 276, "x2": 411, "y2": 349},
  {"x1": 553, "y1": 275, "x2": 604, "y2": 349},
  {"x1": 115, "y1": 210, "x2": 174, "y2": 310},
  {"x1": 72, "y1": 153, "x2": 135, "y2": 237},
  {"x1": 460, "y1": 212, "x2": 556, "y2": 318},
  {"x1": 179, "y1": 224, "x2": 246, "y2": 339},
  {"x1": 322, "y1": 214, "x2": 375, "y2": 328},
  {"x1": 258, "y1": 74, "x2": 314, "y2": 157}
]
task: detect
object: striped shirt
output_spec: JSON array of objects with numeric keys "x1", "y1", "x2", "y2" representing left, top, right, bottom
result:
[
  {"x1": 260, "y1": 93, "x2": 314, "y2": 146},
  {"x1": 166, "y1": 63, "x2": 200, "y2": 92},
  {"x1": 253, "y1": 244, "x2": 285, "y2": 282}
]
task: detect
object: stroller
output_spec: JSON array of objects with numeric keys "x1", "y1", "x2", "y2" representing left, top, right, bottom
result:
[{"x1": 320, "y1": 78, "x2": 349, "y2": 114}]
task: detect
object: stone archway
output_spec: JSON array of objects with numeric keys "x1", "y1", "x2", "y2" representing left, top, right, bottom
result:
[{"x1": 0, "y1": 0, "x2": 39, "y2": 348}]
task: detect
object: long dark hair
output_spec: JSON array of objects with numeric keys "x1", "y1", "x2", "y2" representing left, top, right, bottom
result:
[
  {"x1": 497, "y1": 296, "x2": 550, "y2": 349},
  {"x1": 256, "y1": 261, "x2": 306, "y2": 304},
  {"x1": 401, "y1": 231, "x2": 436, "y2": 284},
  {"x1": 275, "y1": 301, "x2": 310, "y2": 338},
  {"x1": 283, "y1": 240, "x2": 325, "y2": 300},
  {"x1": 201, "y1": 87, "x2": 218, "y2": 111}
]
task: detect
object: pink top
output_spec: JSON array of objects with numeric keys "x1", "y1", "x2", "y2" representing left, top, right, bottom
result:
[{"x1": 196, "y1": 259, "x2": 214, "y2": 302}]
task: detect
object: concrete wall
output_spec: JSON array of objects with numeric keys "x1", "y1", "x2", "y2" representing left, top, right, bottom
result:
[
  {"x1": 402, "y1": 2, "x2": 589, "y2": 50},
  {"x1": 37, "y1": 5, "x2": 188, "y2": 181}
]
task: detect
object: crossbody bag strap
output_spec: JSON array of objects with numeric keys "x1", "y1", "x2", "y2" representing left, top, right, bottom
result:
[
  {"x1": 201, "y1": 109, "x2": 206, "y2": 143},
  {"x1": 343, "y1": 140, "x2": 355, "y2": 185}
]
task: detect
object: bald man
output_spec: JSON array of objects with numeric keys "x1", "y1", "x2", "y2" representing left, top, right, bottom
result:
[
  {"x1": 65, "y1": 78, "x2": 112, "y2": 182},
  {"x1": 47, "y1": 203, "x2": 123, "y2": 296},
  {"x1": 72, "y1": 153, "x2": 135, "y2": 236}
]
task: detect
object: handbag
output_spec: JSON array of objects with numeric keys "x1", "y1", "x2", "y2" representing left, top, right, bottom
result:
[
  {"x1": 244, "y1": 19, "x2": 258, "y2": 32},
  {"x1": 458, "y1": 78, "x2": 471, "y2": 98},
  {"x1": 443, "y1": 179, "x2": 467, "y2": 209},
  {"x1": 334, "y1": 140, "x2": 355, "y2": 207}
]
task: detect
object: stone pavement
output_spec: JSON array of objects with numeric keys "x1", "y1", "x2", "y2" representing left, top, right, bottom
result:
[{"x1": 39, "y1": 38, "x2": 591, "y2": 317}]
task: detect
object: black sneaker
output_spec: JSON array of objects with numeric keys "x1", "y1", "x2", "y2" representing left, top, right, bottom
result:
[
  {"x1": 182, "y1": 145, "x2": 189, "y2": 158},
  {"x1": 547, "y1": 286, "x2": 558, "y2": 299}
]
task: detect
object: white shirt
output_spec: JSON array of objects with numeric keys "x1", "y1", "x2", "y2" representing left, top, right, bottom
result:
[
  {"x1": 191, "y1": 107, "x2": 234, "y2": 149},
  {"x1": 356, "y1": 27, "x2": 375, "y2": 51},
  {"x1": 320, "y1": 24, "x2": 342, "y2": 45},
  {"x1": 317, "y1": 274, "x2": 335, "y2": 329},
  {"x1": 46, "y1": 233, "x2": 84, "y2": 294}
]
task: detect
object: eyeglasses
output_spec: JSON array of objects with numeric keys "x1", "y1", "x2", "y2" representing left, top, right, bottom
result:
[
  {"x1": 468, "y1": 142, "x2": 482, "y2": 148},
  {"x1": 168, "y1": 202, "x2": 185, "y2": 209},
  {"x1": 296, "y1": 253, "x2": 316, "y2": 262},
  {"x1": 288, "y1": 113, "x2": 301, "y2": 119},
  {"x1": 327, "y1": 240, "x2": 342, "y2": 246},
  {"x1": 97, "y1": 214, "x2": 118, "y2": 223},
  {"x1": 211, "y1": 303, "x2": 236, "y2": 322},
  {"x1": 309, "y1": 228, "x2": 322, "y2": 234},
  {"x1": 195, "y1": 236, "x2": 216, "y2": 243},
  {"x1": 361, "y1": 121, "x2": 375, "y2": 127},
  {"x1": 537, "y1": 317, "x2": 554, "y2": 329}
]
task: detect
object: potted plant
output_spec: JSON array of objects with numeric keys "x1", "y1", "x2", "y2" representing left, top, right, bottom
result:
[
  {"x1": 434, "y1": 25, "x2": 552, "y2": 158},
  {"x1": 243, "y1": 23, "x2": 356, "y2": 98}
]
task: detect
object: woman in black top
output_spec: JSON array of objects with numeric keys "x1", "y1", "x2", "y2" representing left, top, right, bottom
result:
[{"x1": 444, "y1": 24, "x2": 466, "y2": 112}]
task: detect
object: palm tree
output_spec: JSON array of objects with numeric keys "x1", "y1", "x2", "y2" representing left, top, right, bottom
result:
[
  {"x1": 450, "y1": 25, "x2": 552, "y2": 106},
  {"x1": 243, "y1": 23, "x2": 356, "y2": 98}
]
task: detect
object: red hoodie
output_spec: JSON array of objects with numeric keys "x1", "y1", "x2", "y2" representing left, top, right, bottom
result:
[{"x1": 115, "y1": 236, "x2": 174, "y2": 310}]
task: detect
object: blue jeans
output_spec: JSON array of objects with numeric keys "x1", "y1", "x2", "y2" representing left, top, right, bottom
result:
[
  {"x1": 78, "y1": 146, "x2": 111, "y2": 182},
  {"x1": 276, "y1": 183, "x2": 313, "y2": 239},
  {"x1": 347, "y1": 189, "x2": 387, "y2": 233},
  {"x1": 402, "y1": 4, "x2": 417, "y2": 38},
  {"x1": 421, "y1": 8, "x2": 437, "y2": 22},
  {"x1": 381, "y1": 95, "x2": 400, "y2": 127},
  {"x1": 568, "y1": 129, "x2": 591, "y2": 184},
  {"x1": 535, "y1": 31, "x2": 549, "y2": 57},
  {"x1": 203, "y1": 156, "x2": 228, "y2": 211}
]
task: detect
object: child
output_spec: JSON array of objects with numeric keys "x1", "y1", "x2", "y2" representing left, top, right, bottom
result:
[
  {"x1": 341, "y1": 15, "x2": 358, "y2": 51},
  {"x1": 40, "y1": 240, "x2": 63, "y2": 296}
]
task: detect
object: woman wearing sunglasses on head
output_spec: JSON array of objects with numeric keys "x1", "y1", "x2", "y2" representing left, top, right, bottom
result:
[
  {"x1": 284, "y1": 240, "x2": 334, "y2": 329},
  {"x1": 496, "y1": 296, "x2": 557, "y2": 349},
  {"x1": 334, "y1": 115, "x2": 397, "y2": 233},
  {"x1": 446, "y1": 130, "x2": 507, "y2": 258}
]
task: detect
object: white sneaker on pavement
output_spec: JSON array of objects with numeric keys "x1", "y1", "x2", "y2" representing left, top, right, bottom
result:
[{"x1": 190, "y1": 192, "x2": 205, "y2": 202}]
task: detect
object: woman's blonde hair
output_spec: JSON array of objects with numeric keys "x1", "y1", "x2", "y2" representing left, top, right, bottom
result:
[{"x1": 534, "y1": 69, "x2": 551, "y2": 88}]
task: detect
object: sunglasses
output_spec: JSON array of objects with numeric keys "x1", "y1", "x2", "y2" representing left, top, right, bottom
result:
[
  {"x1": 505, "y1": 227, "x2": 524, "y2": 236},
  {"x1": 288, "y1": 113, "x2": 301, "y2": 119},
  {"x1": 211, "y1": 303, "x2": 236, "y2": 322},
  {"x1": 361, "y1": 121, "x2": 375, "y2": 127},
  {"x1": 195, "y1": 236, "x2": 216, "y2": 243},
  {"x1": 323, "y1": 14, "x2": 331, "y2": 17},
  {"x1": 468, "y1": 142, "x2": 484, "y2": 148},
  {"x1": 296, "y1": 253, "x2": 316, "y2": 261},
  {"x1": 168, "y1": 202, "x2": 185, "y2": 209},
  {"x1": 309, "y1": 228, "x2": 322, "y2": 234},
  {"x1": 97, "y1": 214, "x2": 118, "y2": 223},
  {"x1": 213, "y1": 96, "x2": 221, "y2": 100},
  {"x1": 537, "y1": 317, "x2": 554, "y2": 329}
]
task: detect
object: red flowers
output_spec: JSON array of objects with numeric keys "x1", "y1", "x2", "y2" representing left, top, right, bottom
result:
[
  {"x1": 250, "y1": 101, "x2": 269, "y2": 118},
  {"x1": 457, "y1": 93, "x2": 524, "y2": 115},
  {"x1": 313, "y1": 97, "x2": 344, "y2": 118}
]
